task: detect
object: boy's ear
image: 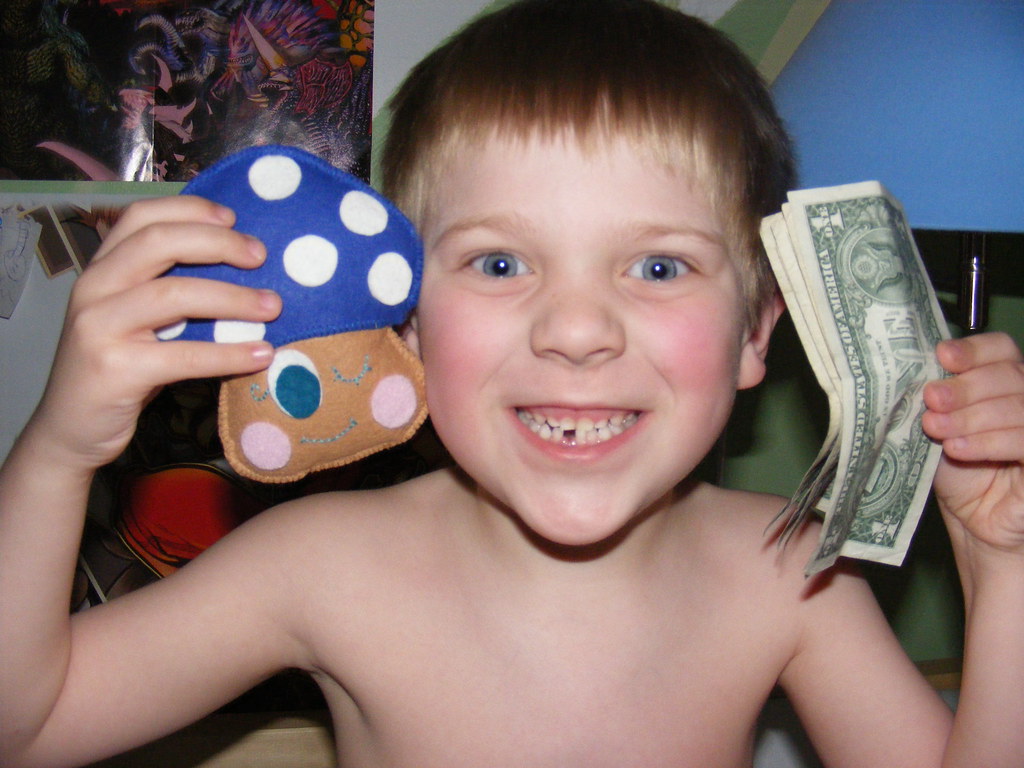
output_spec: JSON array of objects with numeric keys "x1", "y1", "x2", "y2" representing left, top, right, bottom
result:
[
  {"x1": 737, "y1": 292, "x2": 785, "y2": 390},
  {"x1": 401, "y1": 312, "x2": 421, "y2": 357}
]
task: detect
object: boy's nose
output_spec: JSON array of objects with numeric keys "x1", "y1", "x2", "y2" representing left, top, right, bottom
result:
[{"x1": 529, "y1": 287, "x2": 626, "y2": 367}]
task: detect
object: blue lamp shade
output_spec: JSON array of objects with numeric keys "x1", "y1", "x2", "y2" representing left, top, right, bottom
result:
[{"x1": 772, "y1": 1, "x2": 1024, "y2": 233}]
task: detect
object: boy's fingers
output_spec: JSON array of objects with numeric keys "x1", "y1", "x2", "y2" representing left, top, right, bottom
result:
[
  {"x1": 923, "y1": 392, "x2": 1024, "y2": 442},
  {"x1": 925, "y1": 359, "x2": 1024, "y2": 413},
  {"x1": 77, "y1": 224, "x2": 265, "y2": 307},
  {"x1": 936, "y1": 332, "x2": 1023, "y2": 375},
  {"x1": 135, "y1": 338, "x2": 275, "y2": 383},
  {"x1": 91, "y1": 195, "x2": 235, "y2": 261},
  {"x1": 938, "y1": 426, "x2": 1024, "y2": 465},
  {"x1": 83, "y1": 276, "x2": 282, "y2": 339}
]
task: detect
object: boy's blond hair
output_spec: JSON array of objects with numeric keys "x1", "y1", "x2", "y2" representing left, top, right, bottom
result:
[{"x1": 381, "y1": 0, "x2": 795, "y2": 329}]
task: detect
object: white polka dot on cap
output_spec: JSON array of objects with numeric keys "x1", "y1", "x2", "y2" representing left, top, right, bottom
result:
[
  {"x1": 283, "y1": 234, "x2": 339, "y2": 287},
  {"x1": 213, "y1": 319, "x2": 267, "y2": 343},
  {"x1": 367, "y1": 252, "x2": 413, "y2": 306},
  {"x1": 155, "y1": 320, "x2": 187, "y2": 340},
  {"x1": 340, "y1": 190, "x2": 389, "y2": 236},
  {"x1": 248, "y1": 155, "x2": 303, "y2": 201}
]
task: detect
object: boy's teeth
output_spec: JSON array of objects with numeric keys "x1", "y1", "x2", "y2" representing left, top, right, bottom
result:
[{"x1": 517, "y1": 409, "x2": 638, "y2": 445}]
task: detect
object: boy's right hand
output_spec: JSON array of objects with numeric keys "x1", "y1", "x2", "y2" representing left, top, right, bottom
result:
[{"x1": 29, "y1": 195, "x2": 281, "y2": 474}]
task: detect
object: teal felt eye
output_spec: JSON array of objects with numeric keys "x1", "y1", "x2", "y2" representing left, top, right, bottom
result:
[
  {"x1": 275, "y1": 365, "x2": 321, "y2": 419},
  {"x1": 268, "y1": 350, "x2": 322, "y2": 419}
]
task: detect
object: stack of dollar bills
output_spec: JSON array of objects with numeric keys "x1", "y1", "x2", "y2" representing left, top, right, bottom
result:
[{"x1": 761, "y1": 182, "x2": 950, "y2": 575}]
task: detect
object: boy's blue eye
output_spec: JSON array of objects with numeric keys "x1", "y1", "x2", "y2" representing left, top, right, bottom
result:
[
  {"x1": 472, "y1": 252, "x2": 528, "y2": 278},
  {"x1": 629, "y1": 255, "x2": 688, "y2": 281}
]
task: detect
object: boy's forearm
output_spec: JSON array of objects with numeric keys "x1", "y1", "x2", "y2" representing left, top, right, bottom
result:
[
  {"x1": 0, "y1": 422, "x2": 95, "y2": 760},
  {"x1": 942, "y1": 536, "x2": 1024, "y2": 768}
]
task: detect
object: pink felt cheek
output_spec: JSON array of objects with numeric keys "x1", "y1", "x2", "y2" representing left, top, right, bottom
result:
[
  {"x1": 239, "y1": 421, "x2": 293, "y2": 470},
  {"x1": 371, "y1": 375, "x2": 418, "y2": 429}
]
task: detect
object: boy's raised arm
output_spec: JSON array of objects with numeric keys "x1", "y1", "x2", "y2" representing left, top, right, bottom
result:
[
  {"x1": 0, "y1": 197, "x2": 292, "y2": 767},
  {"x1": 776, "y1": 332, "x2": 1024, "y2": 768},
  {"x1": 921, "y1": 332, "x2": 1024, "y2": 767}
]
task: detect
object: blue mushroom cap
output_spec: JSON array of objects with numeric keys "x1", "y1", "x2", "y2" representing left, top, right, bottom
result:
[{"x1": 160, "y1": 145, "x2": 422, "y2": 347}]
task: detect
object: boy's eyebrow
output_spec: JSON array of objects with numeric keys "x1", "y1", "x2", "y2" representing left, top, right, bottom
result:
[
  {"x1": 427, "y1": 212, "x2": 538, "y2": 250},
  {"x1": 621, "y1": 221, "x2": 726, "y2": 250},
  {"x1": 429, "y1": 214, "x2": 725, "y2": 251}
]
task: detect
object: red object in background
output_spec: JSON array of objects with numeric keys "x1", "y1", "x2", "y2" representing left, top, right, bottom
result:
[{"x1": 115, "y1": 465, "x2": 268, "y2": 578}]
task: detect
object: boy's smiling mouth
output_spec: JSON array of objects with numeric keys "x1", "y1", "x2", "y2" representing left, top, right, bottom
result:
[{"x1": 516, "y1": 408, "x2": 640, "y2": 446}]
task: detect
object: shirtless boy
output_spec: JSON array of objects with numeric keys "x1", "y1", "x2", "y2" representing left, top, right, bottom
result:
[{"x1": 2, "y1": 1, "x2": 1023, "y2": 766}]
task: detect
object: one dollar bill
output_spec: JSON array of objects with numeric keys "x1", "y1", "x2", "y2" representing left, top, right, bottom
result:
[{"x1": 761, "y1": 182, "x2": 950, "y2": 575}]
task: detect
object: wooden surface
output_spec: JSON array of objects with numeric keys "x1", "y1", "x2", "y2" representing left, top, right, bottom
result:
[{"x1": 88, "y1": 711, "x2": 336, "y2": 768}]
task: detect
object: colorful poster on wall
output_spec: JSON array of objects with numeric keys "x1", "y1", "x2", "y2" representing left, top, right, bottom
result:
[{"x1": 0, "y1": 0, "x2": 373, "y2": 183}]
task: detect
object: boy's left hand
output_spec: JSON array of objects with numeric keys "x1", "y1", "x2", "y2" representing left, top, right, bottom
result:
[{"x1": 922, "y1": 332, "x2": 1024, "y2": 558}]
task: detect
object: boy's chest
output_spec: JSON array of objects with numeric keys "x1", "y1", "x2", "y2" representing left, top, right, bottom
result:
[{"x1": 310, "y1": 581, "x2": 793, "y2": 768}]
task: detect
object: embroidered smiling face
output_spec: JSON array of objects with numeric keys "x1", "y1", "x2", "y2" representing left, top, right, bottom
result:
[{"x1": 220, "y1": 329, "x2": 427, "y2": 483}]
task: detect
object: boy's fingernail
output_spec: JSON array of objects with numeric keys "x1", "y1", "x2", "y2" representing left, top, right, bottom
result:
[
  {"x1": 246, "y1": 235, "x2": 266, "y2": 262},
  {"x1": 213, "y1": 204, "x2": 236, "y2": 224},
  {"x1": 251, "y1": 343, "x2": 274, "y2": 363},
  {"x1": 258, "y1": 289, "x2": 279, "y2": 310},
  {"x1": 929, "y1": 381, "x2": 953, "y2": 407},
  {"x1": 946, "y1": 436, "x2": 968, "y2": 454},
  {"x1": 942, "y1": 337, "x2": 966, "y2": 354}
]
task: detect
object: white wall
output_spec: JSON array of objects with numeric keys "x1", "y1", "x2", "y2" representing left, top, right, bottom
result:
[
  {"x1": 372, "y1": 0, "x2": 497, "y2": 116},
  {"x1": 0, "y1": 262, "x2": 74, "y2": 461}
]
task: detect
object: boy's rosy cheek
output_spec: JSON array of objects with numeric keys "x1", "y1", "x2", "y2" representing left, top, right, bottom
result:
[
  {"x1": 418, "y1": 300, "x2": 480, "y2": 357},
  {"x1": 416, "y1": 310, "x2": 492, "y2": 401},
  {"x1": 656, "y1": 312, "x2": 744, "y2": 387}
]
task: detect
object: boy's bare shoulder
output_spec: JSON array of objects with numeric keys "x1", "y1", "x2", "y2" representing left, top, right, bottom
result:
[
  {"x1": 215, "y1": 467, "x2": 470, "y2": 652},
  {"x1": 243, "y1": 467, "x2": 467, "y2": 560},
  {"x1": 669, "y1": 483, "x2": 889, "y2": 665},
  {"x1": 667, "y1": 481, "x2": 872, "y2": 633},
  {"x1": 677, "y1": 482, "x2": 820, "y2": 578}
]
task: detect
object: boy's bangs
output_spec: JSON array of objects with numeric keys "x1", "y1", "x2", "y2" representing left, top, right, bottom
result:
[{"x1": 393, "y1": 54, "x2": 742, "y2": 236}]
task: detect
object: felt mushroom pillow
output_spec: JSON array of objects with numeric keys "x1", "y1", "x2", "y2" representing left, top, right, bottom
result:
[{"x1": 160, "y1": 145, "x2": 427, "y2": 483}]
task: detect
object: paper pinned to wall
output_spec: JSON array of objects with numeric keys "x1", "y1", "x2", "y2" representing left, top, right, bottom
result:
[
  {"x1": 0, "y1": 207, "x2": 42, "y2": 319},
  {"x1": 0, "y1": 182, "x2": 185, "y2": 319}
]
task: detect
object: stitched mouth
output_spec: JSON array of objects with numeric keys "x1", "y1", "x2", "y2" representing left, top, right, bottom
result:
[{"x1": 516, "y1": 409, "x2": 640, "y2": 446}]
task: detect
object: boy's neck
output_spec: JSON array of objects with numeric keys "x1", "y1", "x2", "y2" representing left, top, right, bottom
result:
[{"x1": 449, "y1": 468, "x2": 705, "y2": 583}]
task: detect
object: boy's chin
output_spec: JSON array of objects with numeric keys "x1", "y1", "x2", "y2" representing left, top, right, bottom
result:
[{"x1": 502, "y1": 489, "x2": 670, "y2": 555}]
